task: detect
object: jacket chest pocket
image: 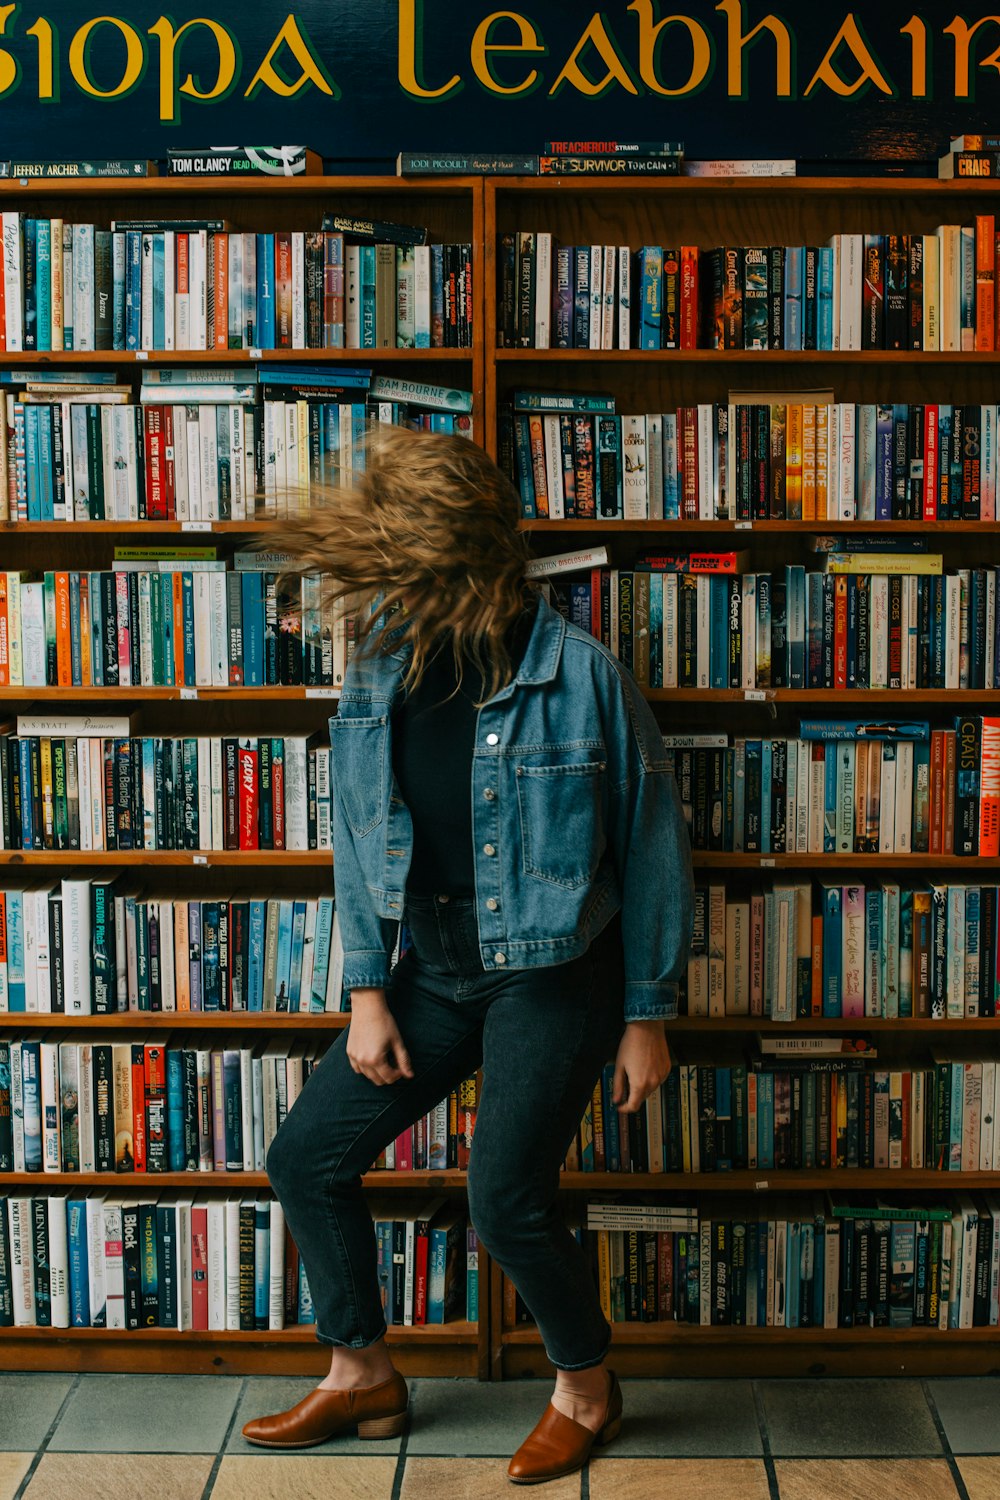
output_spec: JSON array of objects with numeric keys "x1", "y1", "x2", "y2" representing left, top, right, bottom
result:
[
  {"x1": 329, "y1": 714, "x2": 387, "y2": 837},
  {"x1": 515, "y1": 759, "x2": 606, "y2": 889}
]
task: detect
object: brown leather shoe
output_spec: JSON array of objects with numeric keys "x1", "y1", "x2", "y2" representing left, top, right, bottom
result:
[
  {"x1": 507, "y1": 1368, "x2": 622, "y2": 1484},
  {"x1": 241, "y1": 1371, "x2": 409, "y2": 1448}
]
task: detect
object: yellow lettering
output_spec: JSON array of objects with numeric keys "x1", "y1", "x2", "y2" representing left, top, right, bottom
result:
[
  {"x1": 398, "y1": 0, "x2": 462, "y2": 99},
  {"x1": 68, "y1": 16, "x2": 145, "y2": 99},
  {"x1": 470, "y1": 11, "x2": 544, "y2": 96},
  {"x1": 26, "y1": 17, "x2": 56, "y2": 100},
  {"x1": 944, "y1": 15, "x2": 1000, "y2": 99},
  {"x1": 549, "y1": 12, "x2": 638, "y2": 98},
  {"x1": 244, "y1": 14, "x2": 336, "y2": 101},
  {"x1": 900, "y1": 15, "x2": 927, "y2": 98},
  {"x1": 714, "y1": 0, "x2": 791, "y2": 97},
  {"x1": 0, "y1": 4, "x2": 20, "y2": 97},
  {"x1": 804, "y1": 15, "x2": 893, "y2": 98},
  {"x1": 627, "y1": 1, "x2": 712, "y2": 96},
  {"x1": 148, "y1": 17, "x2": 238, "y2": 124}
]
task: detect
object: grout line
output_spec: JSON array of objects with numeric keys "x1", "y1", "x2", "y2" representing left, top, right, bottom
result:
[
  {"x1": 751, "y1": 1380, "x2": 782, "y2": 1500},
  {"x1": 200, "y1": 1375, "x2": 248, "y2": 1500},
  {"x1": 13, "y1": 1372, "x2": 81, "y2": 1500},
  {"x1": 389, "y1": 1378, "x2": 413, "y2": 1500},
  {"x1": 920, "y1": 1378, "x2": 974, "y2": 1500}
]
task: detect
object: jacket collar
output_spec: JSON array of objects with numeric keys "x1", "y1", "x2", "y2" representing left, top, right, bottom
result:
[{"x1": 379, "y1": 589, "x2": 566, "y2": 698}]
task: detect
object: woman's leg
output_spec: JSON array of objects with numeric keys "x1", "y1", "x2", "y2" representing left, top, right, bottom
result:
[
  {"x1": 465, "y1": 912, "x2": 626, "y2": 1427},
  {"x1": 265, "y1": 945, "x2": 486, "y2": 1386}
]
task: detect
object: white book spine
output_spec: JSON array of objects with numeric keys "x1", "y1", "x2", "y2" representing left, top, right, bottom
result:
[
  {"x1": 33, "y1": 888, "x2": 52, "y2": 1013},
  {"x1": 102, "y1": 1201, "x2": 126, "y2": 1329},
  {"x1": 163, "y1": 231, "x2": 175, "y2": 350},
  {"x1": 225, "y1": 1198, "x2": 241, "y2": 1330},
  {"x1": 697, "y1": 404, "x2": 713, "y2": 520},
  {"x1": 8, "y1": 1198, "x2": 35, "y2": 1325},
  {"x1": 534, "y1": 231, "x2": 551, "y2": 349},
  {"x1": 199, "y1": 405, "x2": 219, "y2": 520},
  {"x1": 48, "y1": 1195, "x2": 70, "y2": 1326},
  {"x1": 944, "y1": 573, "x2": 961, "y2": 688},
  {"x1": 620, "y1": 414, "x2": 647, "y2": 519},
  {"x1": 192, "y1": 231, "x2": 208, "y2": 349},
  {"x1": 589, "y1": 244, "x2": 602, "y2": 349},
  {"x1": 209, "y1": 573, "x2": 227, "y2": 686},
  {"x1": 86, "y1": 1196, "x2": 107, "y2": 1326},
  {"x1": 618, "y1": 243, "x2": 631, "y2": 350},
  {"x1": 2, "y1": 213, "x2": 23, "y2": 350},
  {"x1": 601, "y1": 243, "x2": 615, "y2": 350},
  {"x1": 542, "y1": 413, "x2": 564, "y2": 520},
  {"x1": 207, "y1": 1199, "x2": 226, "y2": 1330},
  {"x1": 78, "y1": 1043, "x2": 95, "y2": 1171},
  {"x1": 268, "y1": 1199, "x2": 285, "y2": 1329},
  {"x1": 176, "y1": 1201, "x2": 192, "y2": 1331},
  {"x1": 283, "y1": 737, "x2": 308, "y2": 849},
  {"x1": 210, "y1": 737, "x2": 224, "y2": 849},
  {"x1": 40, "y1": 1039, "x2": 60, "y2": 1169},
  {"x1": 838, "y1": 401, "x2": 856, "y2": 519}
]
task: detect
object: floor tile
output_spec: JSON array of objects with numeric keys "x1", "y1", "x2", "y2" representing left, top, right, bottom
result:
[
  {"x1": 400, "y1": 1457, "x2": 580, "y2": 1499},
  {"x1": 404, "y1": 1378, "x2": 565, "y2": 1456},
  {"x1": 589, "y1": 1457, "x2": 770, "y2": 1499},
  {"x1": 956, "y1": 1456, "x2": 1000, "y2": 1500},
  {"x1": 0, "y1": 1455, "x2": 33, "y2": 1500},
  {"x1": 229, "y1": 1378, "x2": 404, "y2": 1456},
  {"x1": 774, "y1": 1458, "x2": 959, "y2": 1500},
  {"x1": 46, "y1": 1373, "x2": 242, "y2": 1454},
  {"x1": 926, "y1": 1378, "x2": 1000, "y2": 1454},
  {"x1": 758, "y1": 1378, "x2": 942, "y2": 1457},
  {"x1": 0, "y1": 1376, "x2": 74, "y2": 1451},
  {"x1": 212, "y1": 1455, "x2": 397, "y2": 1500},
  {"x1": 22, "y1": 1453, "x2": 212, "y2": 1500},
  {"x1": 603, "y1": 1379, "x2": 761, "y2": 1457}
]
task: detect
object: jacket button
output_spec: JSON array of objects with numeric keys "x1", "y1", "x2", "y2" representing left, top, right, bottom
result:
[
  {"x1": 486, "y1": 898, "x2": 498, "y2": 911},
  {"x1": 483, "y1": 788, "x2": 495, "y2": 800},
  {"x1": 437, "y1": 893, "x2": 450, "y2": 904},
  {"x1": 486, "y1": 732, "x2": 499, "y2": 745},
  {"x1": 483, "y1": 843, "x2": 496, "y2": 856},
  {"x1": 493, "y1": 952, "x2": 506, "y2": 965}
]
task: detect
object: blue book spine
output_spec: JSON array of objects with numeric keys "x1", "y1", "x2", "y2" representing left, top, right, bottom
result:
[
  {"x1": 23, "y1": 217, "x2": 37, "y2": 351},
  {"x1": 759, "y1": 1070, "x2": 774, "y2": 1170},
  {"x1": 573, "y1": 247, "x2": 591, "y2": 347},
  {"x1": 321, "y1": 402, "x2": 339, "y2": 487},
  {"x1": 310, "y1": 897, "x2": 333, "y2": 1011},
  {"x1": 88, "y1": 570, "x2": 103, "y2": 685},
  {"x1": 36, "y1": 217, "x2": 51, "y2": 350},
  {"x1": 467, "y1": 1226, "x2": 479, "y2": 1322},
  {"x1": 875, "y1": 403, "x2": 894, "y2": 520},
  {"x1": 639, "y1": 246, "x2": 663, "y2": 350},
  {"x1": 513, "y1": 413, "x2": 536, "y2": 519},
  {"x1": 188, "y1": 901, "x2": 203, "y2": 1011},
  {"x1": 787, "y1": 565, "x2": 806, "y2": 688},
  {"x1": 649, "y1": 570, "x2": 663, "y2": 689},
  {"x1": 786, "y1": 1219, "x2": 801, "y2": 1328},
  {"x1": 23, "y1": 404, "x2": 40, "y2": 521},
  {"x1": 257, "y1": 233, "x2": 275, "y2": 348},
  {"x1": 783, "y1": 246, "x2": 803, "y2": 351},
  {"x1": 554, "y1": 245, "x2": 573, "y2": 347},
  {"x1": 287, "y1": 900, "x2": 306, "y2": 1012},
  {"x1": 20, "y1": 1040, "x2": 42, "y2": 1170},
  {"x1": 710, "y1": 575, "x2": 728, "y2": 689},
  {"x1": 757, "y1": 1218, "x2": 769, "y2": 1323},
  {"x1": 760, "y1": 739, "x2": 772, "y2": 854},
  {"x1": 822, "y1": 884, "x2": 842, "y2": 1016},
  {"x1": 360, "y1": 246, "x2": 376, "y2": 348},
  {"x1": 17, "y1": 742, "x2": 34, "y2": 849},
  {"x1": 112, "y1": 232, "x2": 126, "y2": 351},
  {"x1": 241, "y1": 571, "x2": 264, "y2": 687},
  {"x1": 69, "y1": 571, "x2": 82, "y2": 684},
  {"x1": 430, "y1": 244, "x2": 444, "y2": 341},
  {"x1": 274, "y1": 902, "x2": 293, "y2": 1011},
  {"x1": 297, "y1": 1256, "x2": 315, "y2": 1323},
  {"x1": 662, "y1": 412, "x2": 679, "y2": 518},
  {"x1": 715, "y1": 1067, "x2": 732, "y2": 1169},
  {"x1": 427, "y1": 1225, "x2": 446, "y2": 1323},
  {"x1": 601, "y1": 1060, "x2": 620, "y2": 1172},
  {"x1": 125, "y1": 231, "x2": 142, "y2": 351},
  {"x1": 167, "y1": 1049, "x2": 184, "y2": 1170},
  {"x1": 351, "y1": 404, "x2": 367, "y2": 471},
  {"x1": 68, "y1": 1199, "x2": 91, "y2": 1325},
  {"x1": 181, "y1": 573, "x2": 196, "y2": 683},
  {"x1": 152, "y1": 233, "x2": 165, "y2": 349},
  {"x1": 36, "y1": 406, "x2": 54, "y2": 520},
  {"x1": 254, "y1": 1202, "x2": 269, "y2": 1327},
  {"x1": 818, "y1": 247, "x2": 835, "y2": 349},
  {"x1": 247, "y1": 898, "x2": 266, "y2": 1011}
]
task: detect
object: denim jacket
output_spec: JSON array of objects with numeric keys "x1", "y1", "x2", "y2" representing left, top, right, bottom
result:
[{"x1": 328, "y1": 591, "x2": 694, "y2": 1022}]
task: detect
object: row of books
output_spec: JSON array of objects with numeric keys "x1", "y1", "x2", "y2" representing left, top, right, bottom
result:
[
  {"x1": 508, "y1": 1193, "x2": 999, "y2": 1329},
  {"x1": 661, "y1": 721, "x2": 1000, "y2": 858},
  {"x1": 0, "y1": 215, "x2": 474, "y2": 351},
  {"x1": 500, "y1": 395, "x2": 999, "y2": 522},
  {"x1": 0, "y1": 888, "x2": 354, "y2": 1016},
  {"x1": 0, "y1": 1033, "x2": 478, "y2": 1179},
  {"x1": 0, "y1": 368, "x2": 474, "y2": 523},
  {"x1": 0, "y1": 560, "x2": 360, "y2": 691},
  {"x1": 0, "y1": 1191, "x2": 478, "y2": 1329},
  {"x1": 548, "y1": 558, "x2": 1000, "y2": 693},
  {"x1": 682, "y1": 882, "x2": 1000, "y2": 1023},
  {"x1": 499, "y1": 225, "x2": 994, "y2": 351},
  {"x1": 0, "y1": 723, "x2": 336, "y2": 854}
]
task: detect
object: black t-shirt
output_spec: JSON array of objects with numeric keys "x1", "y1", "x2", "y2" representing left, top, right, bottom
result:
[{"x1": 391, "y1": 591, "x2": 538, "y2": 896}]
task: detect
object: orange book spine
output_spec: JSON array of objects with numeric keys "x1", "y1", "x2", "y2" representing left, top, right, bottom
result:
[
  {"x1": 801, "y1": 404, "x2": 817, "y2": 520},
  {"x1": 815, "y1": 404, "x2": 829, "y2": 518},
  {"x1": 213, "y1": 232, "x2": 229, "y2": 351},
  {"x1": 174, "y1": 900, "x2": 190, "y2": 1010},
  {"x1": 0, "y1": 571, "x2": 8, "y2": 686},
  {"x1": 55, "y1": 570, "x2": 72, "y2": 687}
]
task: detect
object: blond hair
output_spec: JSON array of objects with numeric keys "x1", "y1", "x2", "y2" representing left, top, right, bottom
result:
[{"x1": 267, "y1": 424, "x2": 537, "y2": 705}]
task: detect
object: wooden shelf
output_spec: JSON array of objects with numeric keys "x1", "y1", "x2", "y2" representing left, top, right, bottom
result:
[
  {"x1": 0, "y1": 174, "x2": 479, "y2": 198},
  {"x1": 1, "y1": 520, "x2": 302, "y2": 534},
  {"x1": 501, "y1": 1322, "x2": 998, "y2": 1345},
  {"x1": 2, "y1": 850, "x2": 992, "y2": 868},
  {"x1": 0, "y1": 347, "x2": 471, "y2": 365},
  {"x1": 1, "y1": 1170, "x2": 469, "y2": 1189},
  {"x1": 519, "y1": 519, "x2": 1000, "y2": 533},
  {"x1": 490, "y1": 174, "x2": 1000, "y2": 198},
  {"x1": 0, "y1": 1322, "x2": 478, "y2": 1343},
  {"x1": 0, "y1": 687, "x2": 341, "y2": 701},
  {"x1": 691, "y1": 852, "x2": 998, "y2": 868},
  {"x1": 0, "y1": 1013, "x2": 993, "y2": 1032},
  {"x1": 3, "y1": 685, "x2": 992, "y2": 704},
  {"x1": 497, "y1": 347, "x2": 1000, "y2": 364}
]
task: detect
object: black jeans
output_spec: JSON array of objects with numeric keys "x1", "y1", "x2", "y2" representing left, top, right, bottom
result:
[{"x1": 265, "y1": 891, "x2": 627, "y2": 1370}]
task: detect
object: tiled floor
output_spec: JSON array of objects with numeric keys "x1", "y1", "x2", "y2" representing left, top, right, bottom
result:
[{"x1": 1, "y1": 1372, "x2": 999, "y2": 1498}]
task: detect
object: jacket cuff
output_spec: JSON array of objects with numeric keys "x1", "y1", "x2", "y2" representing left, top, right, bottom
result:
[
  {"x1": 623, "y1": 980, "x2": 679, "y2": 1024},
  {"x1": 342, "y1": 951, "x2": 394, "y2": 993}
]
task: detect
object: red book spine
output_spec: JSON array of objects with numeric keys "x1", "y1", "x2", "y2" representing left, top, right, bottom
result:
[
  {"x1": 190, "y1": 1205, "x2": 208, "y2": 1330},
  {"x1": 213, "y1": 232, "x2": 229, "y2": 351},
  {"x1": 680, "y1": 246, "x2": 699, "y2": 350},
  {"x1": 238, "y1": 741, "x2": 259, "y2": 850},
  {"x1": 414, "y1": 1226, "x2": 429, "y2": 1324},
  {"x1": 130, "y1": 1042, "x2": 147, "y2": 1172},
  {"x1": 144, "y1": 405, "x2": 164, "y2": 520},
  {"x1": 161, "y1": 404, "x2": 176, "y2": 519},
  {"x1": 394, "y1": 1127, "x2": 412, "y2": 1171},
  {"x1": 922, "y1": 405, "x2": 938, "y2": 521},
  {"x1": 275, "y1": 233, "x2": 292, "y2": 348},
  {"x1": 658, "y1": 1231, "x2": 672, "y2": 1319},
  {"x1": 979, "y1": 716, "x2": 1000, "y2": 858},
  {"x1": 833, "y1": 574, "x2": 848, "y2": 688}
]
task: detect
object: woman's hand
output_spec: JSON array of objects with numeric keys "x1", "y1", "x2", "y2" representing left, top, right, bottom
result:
[
  {"x1": 346, "y1": 988, "x2": 415, "y2": 1086},
  {"x1": 612, "y1": 1020, "x2": 672, "y2": 1114}
]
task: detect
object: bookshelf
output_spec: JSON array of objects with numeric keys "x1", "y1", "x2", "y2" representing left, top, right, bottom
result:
[
  {"x1": 2, "y1": 167, "x2": 1000, "y2": 1382},
  {"x1": 484, "y1": 173, "x2": 1000, "y2": 1378}
]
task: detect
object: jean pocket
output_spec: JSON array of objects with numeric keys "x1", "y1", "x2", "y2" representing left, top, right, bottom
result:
[
  {"x1": 329, "y1": 713, "x2": 387, "y2": 837},
  {"x1": 515, "y1": 759, "x2": 606, "y2": 889}
]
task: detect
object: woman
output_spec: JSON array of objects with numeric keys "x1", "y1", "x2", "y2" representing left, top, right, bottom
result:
[{"x1": 242, "y1": 425, "x2": 694, "y2": 1485}]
